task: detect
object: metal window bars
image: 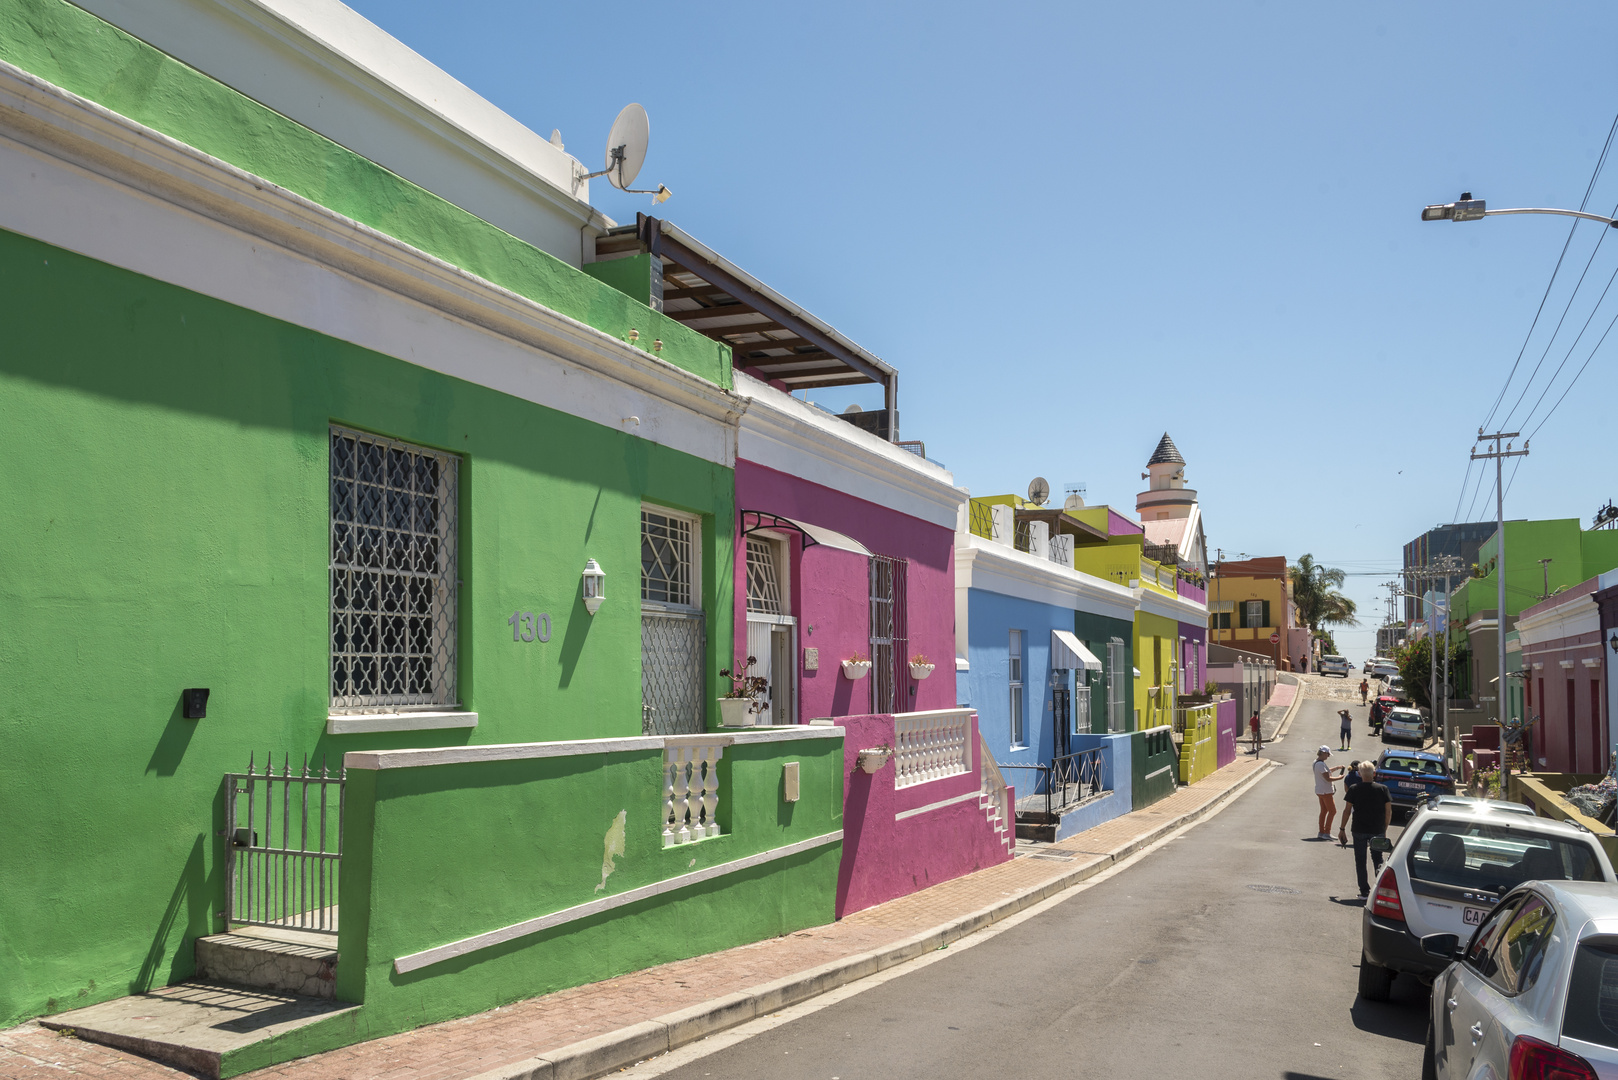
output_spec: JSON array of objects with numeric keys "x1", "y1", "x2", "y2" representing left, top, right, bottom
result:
[
  {"x1": 641, "y1": 510, "x2": 694, "y2": 606},
  {"x1": 869, "y1": 555, "x2": 909, "y2": 714},
  {"x1": 329, "y1": 426, "x2": 458, "y2": 711},
  {"x1": 225, "y1": 753, "x2": 344, "y2": 932},
  {"x1": 744, "y1": 536, "x2": 783, "y2": 615}
]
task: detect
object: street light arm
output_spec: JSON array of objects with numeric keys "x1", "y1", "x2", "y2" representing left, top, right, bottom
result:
[{"x1": 1483, "y1": 207, "x2": 1618, "y2": 228}]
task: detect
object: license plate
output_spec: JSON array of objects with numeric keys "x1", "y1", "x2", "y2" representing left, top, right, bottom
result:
[
  {"x1": 1399, "y1": 781, "x2": 1423, "y2": 790},
  {"x1": 1463, "y1": 906, "x2": 1490, "y2": 926}
]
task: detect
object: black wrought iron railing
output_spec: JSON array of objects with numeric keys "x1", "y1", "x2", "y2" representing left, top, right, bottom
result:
[{"x1": 1002, "y1": 747, "x2": 1107, "y2": 819}]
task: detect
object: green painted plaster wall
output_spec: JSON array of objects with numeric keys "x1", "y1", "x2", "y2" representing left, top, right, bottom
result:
[
  {"x1": 0, "y1": 0, "x2": 730, "y2": 387},
  {"x1": 583, "y1": 255, "x2": 656, "y2": 307},
  {"x1": 1072, "y1": 610, "x2": 1133, "y2": 734},
  {"x1": 0, "y1": 227, "x2": 735, "y2": 1027},
  {"x1": 219, "y1": 735, "x2": 842, "y2": 1073}
]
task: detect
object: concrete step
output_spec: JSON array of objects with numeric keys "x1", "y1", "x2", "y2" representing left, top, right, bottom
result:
[
  {"x1": 38, "y1": 981, "x2": 356, "y2": 1079},
  {"x1": 195, "y1": 925, "x2": 338, "y2": 998}
]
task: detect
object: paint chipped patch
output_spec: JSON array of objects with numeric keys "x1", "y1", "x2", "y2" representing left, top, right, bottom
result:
[{"x1": 595, "y1": 810, "x2": 627, "y2": 892}]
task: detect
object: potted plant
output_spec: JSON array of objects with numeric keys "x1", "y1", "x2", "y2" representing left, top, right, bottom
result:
[
  {"x1": 908, "y1": 652, "x2": 935, "y2": 680},
  {"x1": 841, "y1": 651, "x2": 872, "y2": 680},
  {"x1": 717, "y1": 656, "x2": 768, "y2": 727},
  {"x1": 856, "y1": 743, "x2": 893, "y2": 774}
]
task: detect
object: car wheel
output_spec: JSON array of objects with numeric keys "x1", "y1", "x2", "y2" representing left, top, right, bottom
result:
[
  {"x1": 1358, "y1": 950, "x2": 1395, "y2": 1001},
  {"x1": 1421, "y1": 1019, "x2": 1438, "y2": 1080}
]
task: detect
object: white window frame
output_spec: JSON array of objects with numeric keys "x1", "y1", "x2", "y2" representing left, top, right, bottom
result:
[
  {"x1": 641, "y1": 505, "x2": 702, "y2": 613},
  {"x1": 744, "y1": 531, "x2": 796, "y2": 725},
  {"x1": 328, "y1": 424, "x2": 460, "y2": 714},
  {"x1": 1107, "y1": 637, "x2": 1126, "y2": 733},
  {"x1": 744, "y1": 534, "x2": 791, "y2": 617},
  {"x1": 1009, "y1": 629, "x2": 1026, "y2": 748},
  {"x1": 1244, "y1": 600, "x2": 1265, "y2": 629}
]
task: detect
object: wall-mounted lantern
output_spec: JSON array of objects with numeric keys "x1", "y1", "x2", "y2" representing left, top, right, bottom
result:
[{"x1": 582, "y1": 559, "x2": 606, "y2": 615}]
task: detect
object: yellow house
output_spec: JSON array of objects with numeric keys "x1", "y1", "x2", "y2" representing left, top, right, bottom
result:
[{"x1": 1208, "y1": 556, "x2": 1298, "y2": 668}]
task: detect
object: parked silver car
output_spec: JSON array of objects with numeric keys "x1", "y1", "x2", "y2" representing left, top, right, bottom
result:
[
  {"x1": 1359, "y1": 799, "x2": 1614, "y2": 1001},
  {"x1": 1422, "y1": 880, "x2": 1618, "y2": 1079}
]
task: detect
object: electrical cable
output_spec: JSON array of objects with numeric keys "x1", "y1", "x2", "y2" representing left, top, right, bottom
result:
[
  {"x1": 1479, "y1": 109, "x2": 1618, "y2": 433},
  {"x1": 1523, "y1": 300, "x2": 1618, "y2": 443},
  {"x1": 1501, "y1": 197, "x2": 1618, "y2": 429},
  {"x1": 1514, "y1": 252, "x2": 1618, "y2": 431}
]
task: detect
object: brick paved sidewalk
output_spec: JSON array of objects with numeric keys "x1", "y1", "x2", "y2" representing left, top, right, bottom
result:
[{"x1": 0, "y1": 756, "x2": 1272, "y2": 1080}]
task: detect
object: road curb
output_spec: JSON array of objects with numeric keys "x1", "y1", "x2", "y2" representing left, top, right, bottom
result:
[
  {"x1": 1273, "y1": 674, "x2": 1306, "y2": 742},
  {"x1": 471, "y1": 758, "x2": 1282, "y2": 1080}
]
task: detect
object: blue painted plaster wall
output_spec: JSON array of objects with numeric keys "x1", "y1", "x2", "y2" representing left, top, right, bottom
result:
[
  {"x1": 959, "y1": 588, "x2": 1075, "y2": 774},
  {"x1": 1055, "y1": 733, "x2": 1134, "y2": 840}
]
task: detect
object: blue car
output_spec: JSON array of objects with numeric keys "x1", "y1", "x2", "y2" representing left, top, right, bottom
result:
[{"x1": 1373, "y1": 748, "x2": 1455, "y2": 812}]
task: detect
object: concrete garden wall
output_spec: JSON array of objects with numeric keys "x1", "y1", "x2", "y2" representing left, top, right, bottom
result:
[
  {"x1": 835, "y1": 713, "x2": 1011, "y2": 917},
  {"x1": 1216, "y1": 698, "x2": 1239, "y2": 768},
  {"x1": 202, "y1": 730, "x2": 848, "y2": 1075},
  {"x1": 1058, "y1": 733, "x2": 1134, "y2": 839}
]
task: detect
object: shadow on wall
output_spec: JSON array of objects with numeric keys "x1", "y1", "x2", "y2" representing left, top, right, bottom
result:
[
  {"x1": 145, "y1": 693, "x2": 198, "y2": 776},
  {"x1": 130, "y1": 832, "x2": 211, "y2": 996}
]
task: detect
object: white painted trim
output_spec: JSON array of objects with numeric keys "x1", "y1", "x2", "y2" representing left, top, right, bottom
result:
[
  {"x1": 0, "y1": 63, "x2": 741, "y2": 466},
  {"x1": 1137, "y1": 585, "x2": 1208, "y2": 624},
  {"x1": 1516, "y1": 594, "x2": 1599, "y2": 646},
  {"x1": 326, "y1": 711, "x2": 477, "y2": 734},
  {"x1": 392, "y1": 830, "x2": 844, "y2": 974},
  {"x1": 71, "y1": 0, "x2": 611, "y2": 254},
  {"x1": 735, "y1": 372, "x2": 963, "y2": 530},
  {"x1": 344, "y1": 726, "x2": 845, "y2": 770},
  {"x1": 894, "y1": 788, "x2": 985, "y2": 821},
  {"x1": 956, "y1": 538, "x2": 1137, "y2": 623},
  {"x1": 1144, "y1": 765, "x2": 1173, "y2": 781}
]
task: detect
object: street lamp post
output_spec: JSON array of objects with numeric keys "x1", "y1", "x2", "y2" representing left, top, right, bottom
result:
[{"x1": 1421, "y1": 193, "x2": 1618, "y2": 228}]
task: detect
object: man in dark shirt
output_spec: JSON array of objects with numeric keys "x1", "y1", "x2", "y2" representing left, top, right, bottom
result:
[{"x1": 1340, "y1": 761, "x2": 1394, "y2": 898}]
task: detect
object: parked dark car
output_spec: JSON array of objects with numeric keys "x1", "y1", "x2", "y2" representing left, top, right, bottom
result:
[{"x1": 1374, "y1": 749, "x2": 1455, "y2": 812}]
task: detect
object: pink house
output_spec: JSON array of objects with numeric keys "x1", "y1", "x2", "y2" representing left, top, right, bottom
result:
[{"x1": 731, "y1": 371, "x2": 962, "y2": 722}]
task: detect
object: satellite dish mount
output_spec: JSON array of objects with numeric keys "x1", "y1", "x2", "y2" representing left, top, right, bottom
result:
[
  {"x1": 573, "y1": 103, "x2": 671, "y2": 203},
  {"x1": 1027, "y1": 477, "x2": 1050, "y2": 507}
]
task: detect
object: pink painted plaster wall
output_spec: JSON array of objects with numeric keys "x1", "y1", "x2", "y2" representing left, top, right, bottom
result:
[
  {"x1": 735, "y1": 460, "x2": 957, "y2": 720},
  {"x1": 836, "y1": 713, "x2": 1012, "y2": 917},
  {"x1": 1216, "y1": 697, "x2": 1238, "y2": 767}
]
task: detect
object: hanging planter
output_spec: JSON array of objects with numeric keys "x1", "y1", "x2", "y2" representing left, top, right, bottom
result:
[
  {"x1": 908, "y1": 654, "x2": 935, "y2": 680},
  {"x1": 842, "y1": 658, "x2": 872, "y2": 681},
  {"x1": 856, "y1": 745, "x2": 893, "y2": 774}
]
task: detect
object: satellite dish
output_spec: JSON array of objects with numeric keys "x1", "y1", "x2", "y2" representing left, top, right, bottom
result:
[
  {"x1": 604, "y1": 103, "x2": 649, "y2": 190},
  {"x1": 1064, "y1": 492, "x2": 1085, "y2": 511},
  {"x1": 843, "y1": 404, "x2": 863, "y2": 415},
  {"x1": 1027, "y1": 477, "x2": 1050, "y2": 506}
]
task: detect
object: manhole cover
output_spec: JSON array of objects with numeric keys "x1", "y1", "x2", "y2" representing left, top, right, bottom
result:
[{"x1": 1247, "y1": 883, "x2": 1300, "y2": 894}]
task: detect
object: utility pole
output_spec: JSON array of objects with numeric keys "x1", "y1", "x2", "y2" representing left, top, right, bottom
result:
[
  {"x1": 1405, "y1": 556, "x2": 1465, "y2": 767},
  {"x1": 1539, "y1": 558, "x2": 1552, "y2": 601},
  {"x1": 1472, "y1": 432, "x2": 1530, "y2": 726}
]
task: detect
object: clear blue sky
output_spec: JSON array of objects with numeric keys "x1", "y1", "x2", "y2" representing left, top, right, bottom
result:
[{"x1": 349, "y1": 0, "x2": 1618, "y2": 662}]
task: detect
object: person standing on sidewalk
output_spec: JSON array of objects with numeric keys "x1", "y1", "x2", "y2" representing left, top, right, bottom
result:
[
  {"x1": 1250, "y1": 710, "x2": 1262, "y2": 753},
  {"x1": 1340, "y1": 761, "x2": 1394, "y2": 897},
  {"x1": 1313, "y1": 747, "x2": 1346, "y2": 838},
  {"x1": 1338, "y1": 709, "x2": 1354, "y2": 751}
]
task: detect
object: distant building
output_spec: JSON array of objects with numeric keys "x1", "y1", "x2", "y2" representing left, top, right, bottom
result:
[
  {"x1": 1208, "y1": 556, "x2": 1301, "y2": 670},
  {"x1": 1402, "y1": 523, "x2": 1497, "y2": 624}
]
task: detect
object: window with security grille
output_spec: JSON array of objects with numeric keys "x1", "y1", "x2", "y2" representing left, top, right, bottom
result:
[
  {"x1": 746, "y1": 537, "x2": 783, "y2": 614},
  {"x1": 642, "y1": 506, "x2": 704, "y2": 735},
  {"x1": 1009, "y1": 629, "x2": 1025, "y2": 746},
  {"x1": 1107, "y1": 638, "x2": 1126, "y2": 732},
  {"x1": 329, "y1": 426, "x2": 458, "y2": 710},
  {"x1": 869, "y1": 555, "x2": 908, "y2": 714},
  {"x1": 642, "y1": 510, "x2": 695, "y2": 607}
]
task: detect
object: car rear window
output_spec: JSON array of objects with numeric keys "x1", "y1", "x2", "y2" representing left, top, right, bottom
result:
[
  {"x1": 1563, "y1": 939, "x2": 1618, "y2": 1050},
  {"x1": 1383, "y1": 756, "x2": 1446, "y2": 776},
  {"x1": 1406, "y1": 822, "x2": 1605, "y2": 893}
]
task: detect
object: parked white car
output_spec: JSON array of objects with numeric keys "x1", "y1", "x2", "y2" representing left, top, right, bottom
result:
[
  {"x1": 1319, "y1": 655, "x2": 1351, "y2": 677},
  {"x1": 1422, "y1": 880, "x2": 1618, "y2": 1079},
  {"x1": 1358, "y1": 800, "x2": 1614, "y2": 1005},
  {"x1": 1382, "y1": 707, "x2": 1426, "y2": 747},
  {"x1": 1370, "y1": 660, "x2": 1400, "y2": 680}
]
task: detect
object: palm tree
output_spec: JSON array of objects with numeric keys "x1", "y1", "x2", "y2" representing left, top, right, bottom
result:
[{"x1": 1290, "y1": 554, "x2": 1359, "y2": 632}]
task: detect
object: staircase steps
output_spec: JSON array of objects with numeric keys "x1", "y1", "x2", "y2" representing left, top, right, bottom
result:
[{"x1": 195, "y1": 925, "x2": 338, "y2": 998}]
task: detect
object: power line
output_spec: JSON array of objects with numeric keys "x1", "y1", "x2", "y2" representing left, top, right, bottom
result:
[
  {"x1": 1480, "y1": 109, "x2": 1618, "y2": 432},
  {"x1": 1523, "y1": 300, "x2": 1618, "y2": 442},
  {"x1": 1515, "y1": 254, "x2": 1618, "y2": 431},
  {"x1": 1501, "y1": 196, "x2": 1618, "y2": 430}
]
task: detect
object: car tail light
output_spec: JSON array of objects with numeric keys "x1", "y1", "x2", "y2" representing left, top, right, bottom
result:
[
  {"x1": 1371, "y1": 867, "x2": 1404, "y2": 921},
  {"x1": 1507, "y1": 1034, "x2": 1598, "y2": 1080}
]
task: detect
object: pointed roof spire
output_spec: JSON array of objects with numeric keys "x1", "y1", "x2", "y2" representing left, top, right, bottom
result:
[{"x1": 1148, "y1": 432, "x2": 1184, "y2": 466}]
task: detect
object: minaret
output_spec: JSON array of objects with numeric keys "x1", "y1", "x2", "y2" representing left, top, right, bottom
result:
[{"x1": 1136, "y1": 433, "x2": 1197, "y2": 520}]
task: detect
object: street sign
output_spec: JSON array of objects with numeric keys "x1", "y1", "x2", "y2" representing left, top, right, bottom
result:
[{"x1": 1269, "y1": 633, "x2": 1280, "y2": 644}]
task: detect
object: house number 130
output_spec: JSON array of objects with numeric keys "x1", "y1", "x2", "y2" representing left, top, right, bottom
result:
[{"x1": 508, "y1": 611, "x2": 552, "y2": 643}]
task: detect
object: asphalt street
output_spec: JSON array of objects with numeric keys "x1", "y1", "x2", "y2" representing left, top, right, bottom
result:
[{"x1": 655, "y1": 684, "x2": 1428, "y2": 1080}]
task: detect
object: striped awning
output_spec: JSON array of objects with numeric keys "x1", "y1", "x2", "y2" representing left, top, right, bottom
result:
[{"x1": 1051, "y1": 630, "x2": 1102, "y2": 672}]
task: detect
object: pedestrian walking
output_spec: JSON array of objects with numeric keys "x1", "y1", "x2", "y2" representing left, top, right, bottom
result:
[
  {"x1": 1339, "y1": 761, "x2": 1394, "y2": 897},
  {"x1": 1339, "y1": 760, "x2": 1362, "y2": 846},
  {"x1": 1249, "y1": 711, "x2": 1262, "y2": 753},
  {"x1": 1313, "y1": 746, "x2": 1346, "y2": 838},
  {"x1": 1338, "y1": 708, "x2": 1353, "y2": 751},
  {"x1": 1358, "y1": 678, "x2": 1369, "y2": 705}
]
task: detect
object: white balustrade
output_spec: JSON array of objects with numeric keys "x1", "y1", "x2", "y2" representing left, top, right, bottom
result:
[
  {"x1": 892, "y1": 708, "x2": 973, "y2": 788},
  {"x1": 663, "y1": 737, "x2": 726, "y2": 847}
]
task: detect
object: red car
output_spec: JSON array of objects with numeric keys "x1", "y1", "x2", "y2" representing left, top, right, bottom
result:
[{"x1": 1368, "y1": 694, "x2": 1400, "y2": 734}]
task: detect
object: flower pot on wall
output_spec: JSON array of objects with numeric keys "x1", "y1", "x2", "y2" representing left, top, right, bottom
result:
[
  {"x1": 856, "y1": 747, "x2": 892, "y2": 774},
  {"x1": 909, "y1": 662, "x2": 935, "y2": 680},
  {"x1": 717, "y1": 698, "x2": 756, "y2": 727},
  {"x1": 842, "y1": 660, "x2": 872, "y2": 681}
]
